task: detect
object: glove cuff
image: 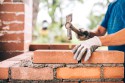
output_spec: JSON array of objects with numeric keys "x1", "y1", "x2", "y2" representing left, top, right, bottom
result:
[{"x1": 93, "y1": 36, "x2": 102, "y2": 46}]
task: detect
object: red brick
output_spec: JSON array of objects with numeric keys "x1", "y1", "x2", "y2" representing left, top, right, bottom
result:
[
  {"x1": 11, "y1": 67, "x2": 53, "y2": 80},
  {"x1": 0, "y1": 61, "x2": 20, "y2": 79},
  {"x1": 0, "y1": 13, "x2": 24, "y2": 21},
  {"x1": 33, "y1": 50, "x2": 77, "y2": 64},
  {"x1": 9, "y1": 23, "x2": 24, "y2": 31},
  {"x1": 29, "y1": 44, "x2": 50, "y2": 51},
  {"x1": 0, "y1": 52, "x2": 23, "y2": 60},
  {"x1": 0, "y1": 3, "x2": 24, "y2": 12},
  {"x1": 81, "y1": 51, "x2": 124, "y2": 63},
  {"x1": 0, "y1": 33, "x2": 24, "y2": 41},
  {"x1": 0, "y1": 23, "x2": 24, "y2": 31},
  {"x1": 50, "y1": 44, "x2": 75, "y2": 50},
  {"x1": 0, "y1": 68, "x2": 8, "y2": 79},
  {"x1": 6, "y1": 52, "x2": 33, "y2": 61},
  {"x1": 57, "y1": 67, "x2": 100, "y2": 79},
  {"x1": 4, "y1": 0, "x2": 12, "y2": 2},
  {"x1": 29, "y1": 44, "x2": 76, "y2": 51},
  {"x1": 0, "y1": 42, "x2": 24, "y2": 51},
  {"x1": 104, "y1": 67, "x2": 124, "y2": 78}
]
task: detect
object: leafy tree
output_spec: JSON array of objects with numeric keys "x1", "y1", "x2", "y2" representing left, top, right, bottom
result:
[
  {"x1": 32, "y1": 0, "x2": 110, "y2": 43},
  {"x1": 88, "y1": 0, "x2": 110, "y2": 29}
]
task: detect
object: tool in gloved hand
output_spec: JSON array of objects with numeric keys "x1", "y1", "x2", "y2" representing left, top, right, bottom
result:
[{"x1": 65, "y1": 14, "x2": 90, "y2": 40}]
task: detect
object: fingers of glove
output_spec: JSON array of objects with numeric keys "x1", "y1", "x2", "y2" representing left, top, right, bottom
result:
[
  {"x1": 77, "y1": 47, "x2": 87, "y2": 61},
  {"x1": 84, "y1": 49, "x2": 91, "y2": 62},
  {"x1": 72, "y1": 44, "x2": 81, "y2": 54},
  {"x1": 73, "y1": 45, "x2": 84, "y2": 60}
]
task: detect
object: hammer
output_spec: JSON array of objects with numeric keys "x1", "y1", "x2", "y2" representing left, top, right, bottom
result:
[{"x1": 65, "y1": 14, "x2": 88, "y2": 40}]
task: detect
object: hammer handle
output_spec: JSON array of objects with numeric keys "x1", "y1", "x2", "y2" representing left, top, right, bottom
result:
[{"x1": 67, "y1": 28, "x2": 72, "y2": 40}]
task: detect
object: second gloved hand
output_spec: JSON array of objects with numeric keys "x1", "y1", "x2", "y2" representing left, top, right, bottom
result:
[{"x1": 72, "y1": 36, "x2": 102, "y2": 61}]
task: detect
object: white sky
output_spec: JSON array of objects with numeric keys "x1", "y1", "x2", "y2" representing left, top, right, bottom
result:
[{"x1": 37, "y1": 0, "x2": 112, "y2": 29}]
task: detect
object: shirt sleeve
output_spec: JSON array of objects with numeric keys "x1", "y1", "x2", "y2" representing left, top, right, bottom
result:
[{"x1": 100, "y1": 3, "x2": 113, "y2": 29}]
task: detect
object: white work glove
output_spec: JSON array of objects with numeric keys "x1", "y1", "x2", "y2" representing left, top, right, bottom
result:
[
  {"x1": 76, "y1": 28, "x2": 90, "y2": 40},
  {"x1": 72, "y1": 36, "x2": 102, "y2": 61}
]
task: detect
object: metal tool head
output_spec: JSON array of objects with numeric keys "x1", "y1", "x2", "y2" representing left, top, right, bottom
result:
[
  {"x1": 66, "y1": 14, "x2": 72, "y2": 22},
  {"x1": 65, "y1": 14, "x2": 72, "y2": 40}
]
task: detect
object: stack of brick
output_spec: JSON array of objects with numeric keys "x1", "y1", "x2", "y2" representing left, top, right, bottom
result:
[
  {"x1": 0, "y1": 0, "x2": 32, "y2": 60},
  {"x1": 0, "y1": 44, "x2": 124, "y2": 83}
]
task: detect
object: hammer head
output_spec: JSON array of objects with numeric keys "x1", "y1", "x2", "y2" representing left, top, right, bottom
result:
[{"x1": 65, "y1": 14, "x2": 72, "y2": 40}]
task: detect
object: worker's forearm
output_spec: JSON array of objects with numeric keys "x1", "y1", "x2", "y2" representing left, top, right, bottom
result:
[
  {"x1": 89, "y1": 26, "x2": 106, "y2": 38},
  {"x1": 99, "y1": 28, "x2": 125, "y2": 46}
]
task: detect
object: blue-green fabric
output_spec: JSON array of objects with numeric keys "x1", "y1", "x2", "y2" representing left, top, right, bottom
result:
[{"x1": 101, "y1": 0, "x2": 125, "y2": 52}]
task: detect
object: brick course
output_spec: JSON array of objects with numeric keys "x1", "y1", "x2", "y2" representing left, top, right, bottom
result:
[
  {"x1": 0, "y1": 3, "x2": 24, "y2": 12},
  {"x1": 0, "y1": 13, "x2": 24, "y2": 21},
  {"x1": 82, "y1": 51, "x2": 124, "y2": 63},
  {"x1": 11, "y1": 67, "x2": 53, "y2": 80},
  {"x1": 33, "y1": 50, "x2": 77, "y2": 63},
  {"x1": 0, "y1": 51, "x2": 124, "y2": 82},
  {"x1": 104, "y1": 67, "x2": 124, "y2": 78},
  {"x1": 29, "y1": 44, "x2": 75, "y2": 51},
  {"x1": 33, "y1": 50, "x2": 124, "y2": 64},
  {"x1": 0, "y1": 51, "x2": 23, "y2": 60},
  {"x1": 57, "y1": 67, "x2": 100, "y2": 79},
  {"x1": 0, "y1": 33, "x2": 24, "y2": 41}
]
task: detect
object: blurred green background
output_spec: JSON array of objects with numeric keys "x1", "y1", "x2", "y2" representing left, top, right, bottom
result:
[{"x1": 32, "y1": 0, "x2": 111, "y2": 44}]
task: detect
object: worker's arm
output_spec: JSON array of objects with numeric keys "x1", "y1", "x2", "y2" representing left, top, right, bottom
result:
[
  {"x1": 75, "y1": 25, "x2": 107, "y2": 40},
  {"x1": 100, "y1": 28, "x2": 125, "y2": 46},
  {"x1": 73, "y1": 28, "x2": 125, "y2": 61},
  {"x1": 89, "y1": 25, "x2": 107, "y2": 37}
]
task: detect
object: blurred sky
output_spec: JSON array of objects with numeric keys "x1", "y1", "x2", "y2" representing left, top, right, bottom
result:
[{"x1": 37, "y1": 0, "x2": 113, "y2": 29}]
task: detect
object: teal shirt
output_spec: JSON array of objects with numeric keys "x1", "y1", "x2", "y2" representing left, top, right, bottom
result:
[{"x1": 101, "y1": 0, "x2": 125, "y2": 52}]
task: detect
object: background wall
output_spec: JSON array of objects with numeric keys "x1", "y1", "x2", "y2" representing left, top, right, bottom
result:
[{"x1": 0, "y1": 0, "x2": 32, "y2": 60}]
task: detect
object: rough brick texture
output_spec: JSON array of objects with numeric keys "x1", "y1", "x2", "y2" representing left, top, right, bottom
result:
[
  {"x1": 0, "y1": 23, "x2": 24, "y2": 31},
  {"x1": 11, "y1": 67, "x2": 53, "y2": 80},
  {"x1": 0, "y1": 51, "x2": 124, "y2": 82},
  {"x1": 0, "y1": 3, "x2": 24, "y2": 12},
  {"x1": 0, "y1": 68, "x2": 8, "y2": 79},
  {"x1": 0, "y1": 0, "x2": 32, "y2": 60},
  {"x1": 104, "y1": 67, "x2": 124, "y2": 78},
  {"x1": 33, "y1": 50, "x2": 124, "y2": 64},
  {"x1": 82, "y1": 51, "x2": 124, "y2": 63},
  {"x1": 57, "y1": 67, "x2": 100, "y2": 79},
  {"x1": 33, "y1": 50, "x2": 77, "y2": 63},
  {"x1": 0, "y1": 51, "x2": 23, "y2": 60},
  {"x1": 0, "y1": 42, "x2": 25, "y2": 51},
  {"x1": 0, "y1": 33, "x2": 24, "y2": 41},
  {"x1": 0, "y1": 13, "x2": 24, "y2": 21},
  {"x1": 0, "y1": 52, "x2": 33, "y2": 80},
  {"x1": 0, "y1": 61, "x2": 20, "y2": 79},
  {"x1": 29, "y1": 44, "x2": 75, "y2": 51}
]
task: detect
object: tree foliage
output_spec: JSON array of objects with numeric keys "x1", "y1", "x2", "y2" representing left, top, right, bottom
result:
[{"x1": 32, "y1": 0, "x2": 110, "y2": 44}]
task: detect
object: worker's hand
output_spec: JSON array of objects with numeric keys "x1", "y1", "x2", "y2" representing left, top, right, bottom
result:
[
  {"x1": 76, "y1": 28, "x2": 90, "y2": 40},
  {"x1": 72, "y1": 36, "x2": 102, "y2": 61}
]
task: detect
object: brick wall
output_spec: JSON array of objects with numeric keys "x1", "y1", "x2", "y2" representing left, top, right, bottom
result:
[
  {"x1": 0, "y1": 0, "x2": 32, "y2": 60},
  {"x1": 0, "y1": 44, "x2": 124, "y2": 83}
]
